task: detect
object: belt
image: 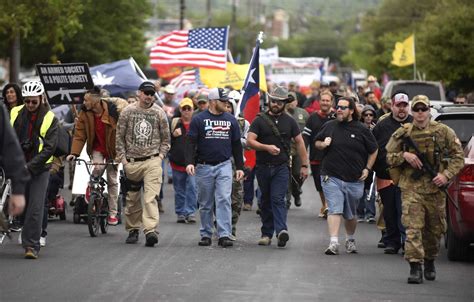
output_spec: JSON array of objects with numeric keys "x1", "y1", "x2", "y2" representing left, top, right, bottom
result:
[
  {"x1": 127, "y1": 153, "x2": 160, "y2": 163},
  {"x1": 197, "y1": 159, "x2": 228, "y2": 166}
]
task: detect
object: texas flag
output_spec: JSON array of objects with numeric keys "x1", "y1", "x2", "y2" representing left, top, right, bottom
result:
[{"x1": 237, "y1": 38, "x2": 261, "y2": 169}]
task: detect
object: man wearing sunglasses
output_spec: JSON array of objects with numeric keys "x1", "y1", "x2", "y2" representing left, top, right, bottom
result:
[
  {"x1": 116, "y1": 81, "x2": 171, "y2": 247},
  {"x1": 247, "y1": 85, "x2": 309, "y2": 248},
  {"x1": 185, "y1": 88, "x2": 244, "y2": 248},
  {"x1": 10, "y1": 81, "x2": 59, "y2": 259},
  {"x1": 386, "y1": 95, "x2": 464, "y2": 284},
  {"x1": 315, "y1": 97, "x2": 378, "y2": 256},
  {"x1": 67, "y1": 86, "x2": 128, "y2": 226}
]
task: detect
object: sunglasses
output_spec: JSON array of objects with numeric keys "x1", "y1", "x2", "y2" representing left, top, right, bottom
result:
[
  {"x1": 412, "y1": 107, "x2": 429, "y2": 112},
  {"x1": 363, "y1": 113, "x2": 374, "y2": 117},
  {"x1": 270, "y1": 99, "x2": 285, "y2": 105},
  {"x1": 336, "y1": 105, "x2": 350, "y2": 110},
  {"x1": 181, "y1": 106, "x2": 193, "y2": 111},
  {"x1": 24, "y1": 99, "x2": 39, "y2": 105},
  {"x1": 143, "y1": 90, "x2": 155, "y2": 96}
]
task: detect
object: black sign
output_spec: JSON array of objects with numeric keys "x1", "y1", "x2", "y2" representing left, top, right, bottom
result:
[{"x1": 36, "y1": 63, "x2": 94, "y2": 104}]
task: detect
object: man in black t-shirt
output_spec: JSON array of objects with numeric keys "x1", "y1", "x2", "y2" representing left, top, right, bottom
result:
[
  {"x1": 302, "y1": 90, "x2": 335, "y2": 218},
  {"x1": 315, "y1": 97, "x2": 378, "y2": 255},
  {"x1": 247, "y1": 85, "x2": 309, "y2": 248}
]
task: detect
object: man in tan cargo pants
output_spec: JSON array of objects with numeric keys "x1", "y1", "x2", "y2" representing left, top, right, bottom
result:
[{"x1": 116, "y1": 81, "x2": 170, "y2": 247}]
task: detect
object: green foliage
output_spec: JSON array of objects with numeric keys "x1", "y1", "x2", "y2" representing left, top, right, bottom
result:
[
  {"x1": 417, "y1": 0, "x2": 474, "y2": 90},
  {"x1": 344, "y1": 0, "x2": 474, "y2": 90},
  {"x1": 58, "y1": 0, "x2": 151, "y2": 67}
]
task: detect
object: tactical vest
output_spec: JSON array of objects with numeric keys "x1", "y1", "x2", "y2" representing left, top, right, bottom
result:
[{"x1": 10, "y1": 105, "x2": 54, "y2": 164}]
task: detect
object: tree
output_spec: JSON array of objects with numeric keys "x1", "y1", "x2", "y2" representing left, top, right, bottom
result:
[
  {"x1": 58, "y1": 0, "x2": 151, "y2": 67},
  {"x1": 417, "y1": 0, "x2": 474, "y2": 91},
  {"x1": 0, "y1": 0, "x2": 82, "y2": 82}
]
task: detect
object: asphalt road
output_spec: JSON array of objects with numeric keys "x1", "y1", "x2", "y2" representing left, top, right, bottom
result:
[{"x1": 1, "y1": 180, "x2": 473, "y2": 302}]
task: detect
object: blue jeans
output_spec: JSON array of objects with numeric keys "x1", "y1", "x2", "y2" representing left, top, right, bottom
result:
[
  {"x1": 172, "y1": 169, "x2": 197, "y2": 217},
  {"x1": 256, "y1": 164, "x2": 289, "y2": 238},
  {"x1": 196, "y1": 160, "x2": 232, "y2": 238},
  {"x1": 357, "y1": 189, "x2": 376, "y2": 219},
  {"x1": 243, "y1": 168, "x2": 256, "y2": 205}
]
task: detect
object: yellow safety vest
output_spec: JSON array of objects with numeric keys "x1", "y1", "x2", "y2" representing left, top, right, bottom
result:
[{"x1": 10, "y1": 105, "x2": 54, "y2": 164}]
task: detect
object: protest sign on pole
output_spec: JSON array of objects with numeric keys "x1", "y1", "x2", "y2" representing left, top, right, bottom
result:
[{"x1": 36, "y1": 63, "x2": 94, "y2": 105}]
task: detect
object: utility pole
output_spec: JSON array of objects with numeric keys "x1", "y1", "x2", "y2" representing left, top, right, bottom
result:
[
  {"x1": 9, "y1": 33, "x2": 20, "y2": 83},
  {"x1": 180, "y1": 0, "x2": 185, "y2": 30},
  {"x1": 206, "y1": 0, "x2": 212, "y2": 27}
]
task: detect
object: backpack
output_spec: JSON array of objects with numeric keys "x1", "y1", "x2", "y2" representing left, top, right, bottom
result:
[{"x1": 54, "y1": 124, "x2": 71, "y2": 157}]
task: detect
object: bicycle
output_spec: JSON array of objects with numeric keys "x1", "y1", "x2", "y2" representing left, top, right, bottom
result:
[
  {"x1": 0, "y1": 167, "x2": 12, "y2": 244},
  {"x1": 74, "y1": 159, "x2": 116, "y2": 237}
]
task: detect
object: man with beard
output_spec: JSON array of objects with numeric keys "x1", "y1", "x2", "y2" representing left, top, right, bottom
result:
[
  {"x1": 372, "y1": 91, "x2": 413, "y2": 254},
  {"x1": 302, "y1": 90, "x2": 335, "y2": 218},
  {"x1": 315, "y1": 97, "x2": 378, "y2": 255},
  {"x1": 185, "y1": 88, "x2": 244, "y2": 248},
  {"x1": 247, "y1": 85, "x2": 308, "y2": 248}
]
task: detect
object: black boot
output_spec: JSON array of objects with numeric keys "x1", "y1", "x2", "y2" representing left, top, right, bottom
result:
[
  {"x1": 407, "y1": 262, "x2": 423, "y2": 284},
  {"x1": 424, "y1": 259, "x2": 436, "y2": 281}
]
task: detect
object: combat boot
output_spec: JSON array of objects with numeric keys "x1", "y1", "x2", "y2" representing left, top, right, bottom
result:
[
  {"x1": 407, "y1": 262, "x2": 423, "y2": 284},
  {"x1": 423, "y1": 259, "x2": 436, "y2": 281}
]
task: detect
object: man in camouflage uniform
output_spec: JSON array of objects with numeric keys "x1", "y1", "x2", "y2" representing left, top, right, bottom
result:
[
  {"x1": 386, "y1": 95, "x2": 464, "y2": 284},
  {"x1": 116, "y1": 81, "x2": 171, "y2": 247},
  {"x1": 285, "y1": 92, "x2": 309, "y2": 208}
]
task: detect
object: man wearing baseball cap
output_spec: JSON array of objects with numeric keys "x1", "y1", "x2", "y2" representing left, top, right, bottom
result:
[
  {"x1": 185, "y1": 87, "x2": 244, "y2": 248},
  {"x1": 116, "y1": 81, "x2": 171, "y2": 247},
  {"x1": 247, "y1": 85, "x2": 309, "y2": 248},
  {"x1": 372, "y1": 91, "x2": 413, "y2": 256},
  {"x1": 386, "y1": 94, "x2": 463, "y2": 283}
]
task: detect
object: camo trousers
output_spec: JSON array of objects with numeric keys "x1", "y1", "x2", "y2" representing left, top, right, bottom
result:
[
  {"x1": 401, "y1": 190, "x2": 447, "y2": 262},
  {"x1": 231, "y1": 177, "x2": 244, "y2": 236}
]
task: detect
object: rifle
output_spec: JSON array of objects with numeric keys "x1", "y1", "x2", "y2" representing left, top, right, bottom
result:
[
  {"x1": 47, "y1": 87, "x2": 87, "y2": 103},
  {"x1": 403, "y1": 135, "x2": 458, "y2": 210}
]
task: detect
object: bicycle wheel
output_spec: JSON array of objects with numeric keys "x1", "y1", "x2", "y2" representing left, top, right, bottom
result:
[{"x1": 87, "y1": 194, "x2": 100, "y2": 237}]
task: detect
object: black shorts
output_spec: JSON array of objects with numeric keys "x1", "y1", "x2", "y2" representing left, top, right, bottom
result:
[{"x1": 311, "y1": 164, "x2": 323, "y2": 192}]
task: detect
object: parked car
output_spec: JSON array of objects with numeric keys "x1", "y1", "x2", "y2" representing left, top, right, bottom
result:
[
  {"x1": 433, "y1": 105, "x2": 474, "y2": 261},
  {"x1": 383, "y1": 81, "x2": 451, "y2": 115}
]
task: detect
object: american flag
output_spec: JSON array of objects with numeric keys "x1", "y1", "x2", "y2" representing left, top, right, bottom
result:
[
  {"x1": 150, "y1": 27, "x2": 229, "y2": 70},
  {"x1": 169, "y1": 69, "x2": 200, "y2": 89}
]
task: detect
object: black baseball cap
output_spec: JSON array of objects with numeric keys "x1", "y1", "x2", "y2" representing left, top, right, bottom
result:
[{"x1": 139, "y1": 81, "x2": 156, "y2": 93}]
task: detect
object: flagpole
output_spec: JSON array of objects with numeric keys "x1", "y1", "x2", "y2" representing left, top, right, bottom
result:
[{"x1": 413, "y1": 34, "x2": 416, "y2": 80}]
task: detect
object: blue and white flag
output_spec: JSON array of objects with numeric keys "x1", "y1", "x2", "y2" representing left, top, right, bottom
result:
[{"x1": 90, "y1": 58, "x2": 146, "y2": 95}]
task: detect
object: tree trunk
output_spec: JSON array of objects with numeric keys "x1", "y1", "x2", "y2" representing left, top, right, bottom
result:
[{"x1": 9, "y1": 32, "x2": 20, "y2": 83}]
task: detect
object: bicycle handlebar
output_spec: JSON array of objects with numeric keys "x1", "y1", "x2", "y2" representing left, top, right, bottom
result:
[{"x1": 74, "y1": 159, "x2": 118, "y2": 177}]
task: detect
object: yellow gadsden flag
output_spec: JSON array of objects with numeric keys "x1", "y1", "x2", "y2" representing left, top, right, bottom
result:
[
  {"x1": 200, "y1": 62, "x2": 267, "y2": 91},
  {"x1": 391, "y1": 34, "x2": 415, "y2": 67}
]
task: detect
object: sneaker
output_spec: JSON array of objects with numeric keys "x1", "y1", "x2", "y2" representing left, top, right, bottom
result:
[
  {"x1": 242, "y1": 204, "x2": 252, "y2": 211},
  {"x1": 384, "y1": 246, "x2": 399, "y2": 254},
  {"x1": 145, "y1": 232, "x2": 159, "y2": 247},
  {"x1": 366, "y1": 217, "x2": 376, "y2": 224},
  {"x1": 258, "y1": 236, "x2": 271, "y2": 246},
  {"x1": 357, "y1": 217, "x2": 365, "y2": 223},
  {"x1": 377, "y1": 241, "x2": 386, "y2": 248},
  {"x1": 40, "y1": 236, "x2": 47, "y2": 247},
  {"x1": 325, "y1": 242, "x2": 339, "y2": 255},
  {"x1": 24, "y1": 247, "x2": 39, "y2": 259},
  {"x1": 125, "y1": 230, "x2": 139, "y2": 244},
  {"x1": 345, "y1": 239, "x2": 358, "y2": 254},
  {"x1": 198, "y1": 237, "x2": 212, "y2": 246},
  {"x1": 186, "y1": 215, "x2": 196, "y2": 224},
  {"x1": 228, "y1": 234, "x2": 237, "y2": 241},
  {"x1": 218, "y1": 237, "x2": 233, "y2": 248},
  {"x1": 177, "y1": 215, "x2": 186, "y2": 223},
  {"x1": 107, "y1": 216, "x2": 119, "y2": 226},
  {"x1": 277, "y1": 230, "x2": 289, "y2": 248}
]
